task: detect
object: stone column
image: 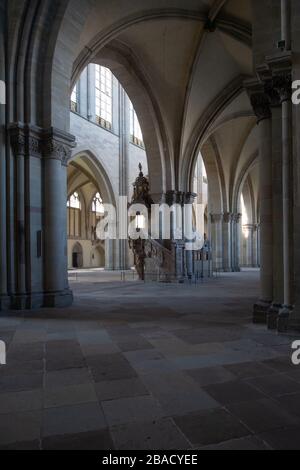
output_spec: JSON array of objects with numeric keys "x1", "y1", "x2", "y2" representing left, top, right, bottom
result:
[
  {"x1": 43, "y1": 130, "x2": 75, "y2": 307},
  {"x1": 275, "y1": 72, "x2": 293, "y2": 331},
  {"x1": 267, "y1": 37, "x2": 293, "y2": 330},
  {"x1": 247, "y1": 84, "x2": 273, "y2": 323},
  {"x1": 118, "y1": 86, "x2": 130, "y2": 271},
  {"x1": 210, "y1": 213, "x2": 223, "y2": 272},
  {"x1": 10, "y1": 129, "x2": 27, "y2": 309},
  {"x1": 231, "y1": 213, "x2": 241, "y2": 272},
  {"x1": 184, "y1": 192, "x2": 197, "y2": 277},
  {"x1": 266, "y1": 102, "x2": 283, "y2": 328},
  {"x1": 252, "y1": 224, "x2": 259, "y2": 267},
  {"x1": 0, "y1": 2, "x2": 8, "y2": 309},
  {"x1": 256, "y1": 223, "x2": 261, "y2": 267},
  {"x1": 243, "y1": 224, "x2": 256, "y2": 267},
  {"x1": 281, "y1": 0, "x2": 291, "y2": 50},
  {"x1": 222, "y1": 213, "x2": 233, "y2": 272},
  {"x1": 165, "y1": 191, "x2": 185, "y2": 280},
  {"x1": 105, "y1": 239, "x2": 115, "y2": 270}
]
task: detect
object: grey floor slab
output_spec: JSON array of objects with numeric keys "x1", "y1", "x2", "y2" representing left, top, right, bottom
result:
[
  {"x1": 43, "y1": 403, "x2": 107, "y2": 437},
  {"x1": 141, "y1": 371, "x2": 219, "y2": 416},
  {"x1": 224, "y1": 361, "x2": 276, "y2": 379},
  {"x1": 203, "y1": 380, "x2": 266, "y2": 405},
  {"x1": 0, "y1": 372, "x2": 43, "y2": 393},
  {"x1": 42, "y1": 429, "x2": 114, "y2": 450},
  {"x1": 200, "y1": 436, "x2": 270, "y2": 450},
  {"x1": 102, "y1": 395, "x2": 165, "y2": 426},
  {"x1": 45, "y1": 367, "x2": 92, "y2": 390},
  {"x1": 0, "y1": 389, "x2": 43, "y2": 414},
  {"x1": 276, "y1": 391, "x2": 300, "y2": 416},
  {"x1": 0, "y1": 410, "x2": 42, "y2": 446},
  {"x1": 258, "y1": 426, "x2": 300, "y2": 450},
  {"x1": 186, "y1": 366, "x2": 236, "y2": 387},
  {"x1": 174, "y1": 408, "x2": 250, "y2": 447},
  {"x1": 227, "y1": 398, "x2": 299, "y2": 433},
  {"x1": 246, "y1": 374, "x2": 300, "y2": 397},
  {"x1": 110, "y1": 418, "x2": 191, "y2": 450},
  {"x1": 44, "y1": 383, "x2": 98, "y2": 408},
  {"x1": 87, "y1": 353, "x2": 138, "y2": 382},
  {"x1": 96, "y1": 377, "x2": 149, "y2": 401}
]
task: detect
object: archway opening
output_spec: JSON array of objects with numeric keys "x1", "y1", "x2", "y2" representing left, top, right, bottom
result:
[{"x1": 67, "y1": 64, "x2": 149, "y2": 278}]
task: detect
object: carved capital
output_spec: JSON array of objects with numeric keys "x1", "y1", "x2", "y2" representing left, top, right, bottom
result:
[
  {"x1": 164, "y1": 191, "x2": 184, "y2": 206},
  {"x1": 250, "y1": 92, "x2": 271, "y2": 123},
  {"x1": 272, "y1": 73, "x2": 292, "y2": 103},
  {"x1": 9, "y1": 125, "x2": 42, "y2": 158},
  {"x1": 184, "y1": 192, "x2": 197, "y2": 205},
  {"x1": 10, "y1": 132, "x2": 26, "y2": 156},
  {"x1": 210, "y1": 213, "x2": 223, "y2": 224},
  {"x1": 43, "y1": 139, "x2": 72, "y2": 166},
  {"x1": 9, "y1": 124, "x2": 75, "y2": 163},
  {"x1": 233, "y1": 213, "x2": 242, "y2": 224},
  {"x1": 264, "y1": 79, "x2": 281, "y2": 108},
  {"x1": 223, "y1": 212, "x2": 234, "y2": 224},
  {"x1": 41, "y1": 129, "x2": 76, "y2": 166}
]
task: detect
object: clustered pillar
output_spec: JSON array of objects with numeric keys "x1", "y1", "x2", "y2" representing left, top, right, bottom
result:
[
  {"x1": 246, "y1": 36, "x2": 294, "y2": 331},
  {"x1": 6, "y1": 125, "x2": 75, "y2": 310}
]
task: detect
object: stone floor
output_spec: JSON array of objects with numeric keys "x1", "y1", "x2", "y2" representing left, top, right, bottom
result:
[{"x1": 1, "y1": 269, "x2": 300, "y2": 450}]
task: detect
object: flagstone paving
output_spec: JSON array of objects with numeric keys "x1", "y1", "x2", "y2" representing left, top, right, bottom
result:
[{"x1": 0, "y1": 270, "x2": 299, "y2": 450}]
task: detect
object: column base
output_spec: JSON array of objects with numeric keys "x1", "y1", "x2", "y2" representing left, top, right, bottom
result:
[
  {"x1": 11, "y1": 293, "x2": 48, "y2": 310},
  {"x1": 44, "y1": 289, "x2": 73, "y2": 308},
  {"x1": 267, "y1": 304, "x2": 282, "y2": 330},
  {"x1": 0, "y1": 295, "x2": 11, "y2": 311},
  {"x1": 253, "y1": 300, "x2": 271, "y2": 324},
  {"x1": 277, "y1": 306, "x2": 293, "y2": 333},
  {"x1": 11, "y1": 294, "x2": 30, "y2": 310}
]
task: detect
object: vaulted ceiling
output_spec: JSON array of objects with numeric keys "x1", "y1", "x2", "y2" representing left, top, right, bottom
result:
[{"x1": 67, "y1": 0, "x2": 254, "y2": 196}]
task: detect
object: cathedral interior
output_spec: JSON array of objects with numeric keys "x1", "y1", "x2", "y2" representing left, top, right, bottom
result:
[{"x1": 1, "y1": 0, "x2": 300, "y2": 451}]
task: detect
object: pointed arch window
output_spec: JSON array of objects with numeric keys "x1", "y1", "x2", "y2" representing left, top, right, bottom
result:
[
  {"x1": 71, "y1": 84, "x2": 78, "y2": 113},
  {"x1": 129, "y1": 100, "x2": 144, "y2": 148},
  {"x1": 91, "y1": 192, "x2": 105, "y2": 240},
  {"x1": 92, "y1": 192, "x2": 105, "y2": 215},
  {"x1": 67, "y1": 192, "x2": 81, "y2": 210},
  {"x1": 67, "y1": 192, "x2": 81, "y2": 237},
  {"x1": 95, "y1": 65, "x2": 112, "y2": 130}
]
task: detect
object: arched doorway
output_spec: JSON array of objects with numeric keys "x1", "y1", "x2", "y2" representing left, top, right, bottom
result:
[{"x1": 72, "y1": 243, "x2": 83, "y2": 269}]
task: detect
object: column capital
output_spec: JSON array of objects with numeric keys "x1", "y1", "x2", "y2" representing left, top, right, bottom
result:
[
  {"x1": 223, "y1": 212, "x2": 234, "y2": 224},
  {"x1": 184, "y1": 192, "x2": 197, "y2": 205},
  {"x1": 272, "y1": 73, "x2": 292, "y2": 103},
  {"x1": 42, "y1": 128, "x2": 76, "y2": 166},
  {"x1": 244, "y1": 79, "x2": 272, "y2": 123},
  {"x1": 8, "y1": 124, "x2": 76, "y2": 164},
  {"x1": 8, "y1": 123, "x2": 42, "y2": 158},
  {"x1": 265, "y1": 52, "x2": 292, "y2": 103},
  {"x1": 210, "y1": 213, "x2": 223, "y2": 224},
  {"x1": 232, "y1": 213, "x2": 242, "y2": 224},
  {"x1": 164, "y1": 191, "x2": 184, "y2": 206}
]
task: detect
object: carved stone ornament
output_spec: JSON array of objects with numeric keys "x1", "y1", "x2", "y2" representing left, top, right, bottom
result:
[
  {"x1": 223, "y1": 212, "x2": 234, "y2": 224},
  {"x1": 272, "y1": 73, "x2": 292, "y2": 103},
  {"x1": 43, "y1": 139, "x2": 72, "y2": 166},
  {"x1": 250, "y1": 93, "x2": 272, "y2": 123},
  {"x1": 28, "y1": 136, "x2": 42, "y2": 157},
  {"x1": 10, "y1": 133, "x2": 26, "y2": 156},
  {"x1": 264, "y1": 79, "x2": 281, "y2": 108}
]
